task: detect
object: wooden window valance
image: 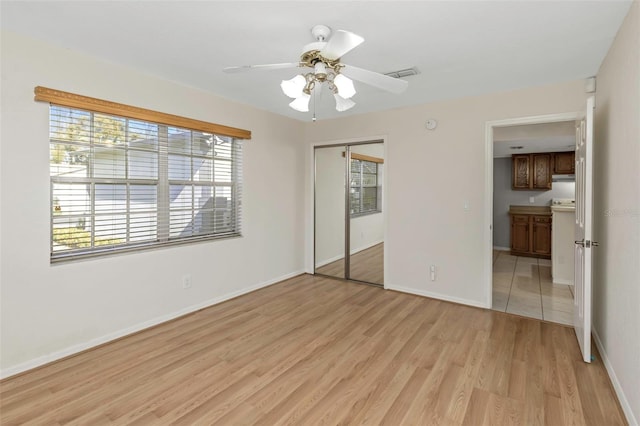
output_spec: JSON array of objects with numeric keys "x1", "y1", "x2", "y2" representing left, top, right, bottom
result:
[
  {"x1": 341, "y1": 152, "x2": 384, "y2": 163},
  {"x1": 34, "y1": 86, "x2": 251, "y2": 140}
]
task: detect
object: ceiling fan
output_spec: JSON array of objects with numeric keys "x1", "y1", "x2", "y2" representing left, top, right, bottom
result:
[{"x1": 223, "y1": 25, "x2": 409, "y2": 113}]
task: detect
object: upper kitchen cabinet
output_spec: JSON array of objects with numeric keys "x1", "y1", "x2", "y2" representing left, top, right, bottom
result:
[
  {"x1": 512, "y1": 155, "x2": 530, "y2": 189},
  {"x1": 531, "y1": 154, "x2": 552, "y2": 189},
  {"x1": 512, "y1": 153, "x2": 552, "y2": 190},
  {"x1": 553, "y1": 151, "x2": 575, "y2": 174}
]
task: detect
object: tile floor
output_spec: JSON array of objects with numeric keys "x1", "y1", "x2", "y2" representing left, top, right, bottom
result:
[{"x1": 492, "y1": 250, "x2": 574, "y2": 325}]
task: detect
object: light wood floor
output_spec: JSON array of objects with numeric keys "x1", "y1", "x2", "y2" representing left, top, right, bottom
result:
[
  {"x1": 315, "y1": 242, "x2": 384, "y2": 285},
  {"x1": 0, "y1": 274, "x2": 626, "y2": 425}
]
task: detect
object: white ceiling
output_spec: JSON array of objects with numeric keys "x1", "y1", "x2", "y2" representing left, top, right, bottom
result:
[
  {"x1": 493, "y1": 121, "x2": 576, "y2": 158},
  {"x1": 1, "y1": 1, "x2": 632, "y2": 122}
]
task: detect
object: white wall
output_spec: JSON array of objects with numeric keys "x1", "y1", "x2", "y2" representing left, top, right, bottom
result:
[
  {"x1": 314, "y1": 146, "x2": 346, "y2": 266},
  {"x1": 0, "y1": 31, "x2": 306, "y2": 376},
  {"x1": 593, "y1": 1, "x2": 640, "y2": 424},
  {"x1": 305, "y1": 80, "x2": 588, "y2": 307},
  {"x1": 349, "y1": 210, "x2": 384, "y2": 253}
]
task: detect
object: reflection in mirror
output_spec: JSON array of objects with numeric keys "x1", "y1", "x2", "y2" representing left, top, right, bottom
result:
[
  {"x1": 349, "y1": 143, "x2": 384, "y2": 284},
  {"x1": 314, "y1": 146, "x2": 346, "y2": 279}
]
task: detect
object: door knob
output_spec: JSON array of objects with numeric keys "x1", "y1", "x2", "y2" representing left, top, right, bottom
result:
[{"x1": 575, "y1": 239, "x2": 599, "y2": 248}]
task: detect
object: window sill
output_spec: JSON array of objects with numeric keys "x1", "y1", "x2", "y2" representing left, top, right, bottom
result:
[
  {"x1": 51, "y1": 233, "x2": 242, "y2": 264},
  {"x1": 350, "y1": 210, "x2": 382, "y2": 219}
]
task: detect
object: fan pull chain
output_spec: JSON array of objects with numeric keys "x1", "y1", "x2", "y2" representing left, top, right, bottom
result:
[{"x1": 312, "y1": 90, "x2": 317, "y2": 122}]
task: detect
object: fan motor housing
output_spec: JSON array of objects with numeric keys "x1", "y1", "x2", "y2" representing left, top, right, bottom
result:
[{"x1": 300, "y1": 50, "x2": 341, "y2": 72}]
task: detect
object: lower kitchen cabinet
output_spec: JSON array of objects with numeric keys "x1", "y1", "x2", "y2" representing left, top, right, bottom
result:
[
  {"x1": 510, "y1": 211, "x2": 552, "y2": 259},
  {"x1": 532, "y1": 216, "x2": 552, "y2": 256},
  {"x1": 510, "y1": 215, "x2": 530, "y2": 253}
]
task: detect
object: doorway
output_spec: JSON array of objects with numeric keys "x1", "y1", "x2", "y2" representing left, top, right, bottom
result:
[
  {"x1": 486, "y1": 114, "x2": 578, "y2": 325},
  {"x1": 314, "y1": 141, "x2": 384, "y2": 286}
]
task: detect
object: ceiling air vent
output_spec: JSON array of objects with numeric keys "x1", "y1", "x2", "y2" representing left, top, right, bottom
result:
[{"x1": 384, "y1": 67, "x2": 420, "y2": 79}]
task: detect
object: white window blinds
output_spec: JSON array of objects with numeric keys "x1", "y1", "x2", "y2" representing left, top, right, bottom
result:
[
  {"x1": 50, "y1": 105, "x2": 243, "y2": 261},
  {"x1": 350, "y1": 159, "x2": 380, "y2": 216}
]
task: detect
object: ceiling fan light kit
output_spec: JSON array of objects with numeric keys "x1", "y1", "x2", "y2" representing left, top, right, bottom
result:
[
  {"x1": 281, "y1": 67, "x2": 356, "y2": 112},
  {"x1": 333, "y1": 74, "x2": 356, "y2": 99},
  {"x1": 224, "y1": 24, "x2": 409, "y2": 117},
  {"x1": 280, "y1": 74, "x2": 306, "y2": 98},
  {"x1": 289, "y1": 92, "x2": 311, "y2": 112},
  {"x1": 334, "y1": 93, "x2": 356, "y2": 112}
]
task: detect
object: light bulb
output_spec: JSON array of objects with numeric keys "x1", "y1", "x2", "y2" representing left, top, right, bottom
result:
[
  {"x1": 281, "y1": 75, "x2": 306, "y2": 99},
  {"x1": 289, "y1": 92, "x2": 311, "y2": 112},
  {"x1": 334, "y1": 93, "x2": 355, "y2": 112},
  {"x1": 334, "y1": 74, "x2": 356, "y2": 99}
]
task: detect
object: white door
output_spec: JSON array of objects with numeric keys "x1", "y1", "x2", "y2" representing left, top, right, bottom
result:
[{"x1": 574, "y1": 96, "x2": 596, "y2": 363}]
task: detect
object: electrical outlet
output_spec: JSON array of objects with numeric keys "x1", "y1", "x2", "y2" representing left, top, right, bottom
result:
[
  {"x1": 182, "y1": 275, "x2": 192, "y2": 289},
  {"x1": 430, "y1": 265, "x2": 437, "y2": 281}
]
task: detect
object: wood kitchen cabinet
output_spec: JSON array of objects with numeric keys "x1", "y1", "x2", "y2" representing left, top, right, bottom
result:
[
  {"x1": 509, "y1": 208, "x2": 552, "y2": 259},
  {"x1": 510, "y1": 215, "x2": 530, "y2": 253},
  {"x1": 532, "y1": 216, "x2": 552, "y2": 256},
  {"x1": 553, "y1": 151, "x2": 575, "y2": 174},
  {"x1": 512, "y1": 155, "x2": 530, "y2": 189},
  {"x1": 512, "y1": 154, "x2": 552, "y2": 190}
]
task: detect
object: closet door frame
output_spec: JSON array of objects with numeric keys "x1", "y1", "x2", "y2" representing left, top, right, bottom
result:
[{"x1": 313, "y1": 139, "x2": 384, "y2": 286}]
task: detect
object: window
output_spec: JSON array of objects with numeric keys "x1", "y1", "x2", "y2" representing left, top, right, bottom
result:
[
  {"x1": 41, "y1": 87, "x2": 250, "y2": 262},
  {"x1": 350, "y1": 158, "x2": 381, "y2": 216}
]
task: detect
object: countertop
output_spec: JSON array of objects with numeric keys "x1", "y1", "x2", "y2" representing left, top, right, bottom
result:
[
  {"x1": 509, "y1": 205, "x2": 552, "y2": 216},
  {"x1": 551, "y1": 205, "x2": 576, "y2": 212}
]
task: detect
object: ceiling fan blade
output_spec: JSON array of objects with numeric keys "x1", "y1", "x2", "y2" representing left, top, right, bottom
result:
[
  {"x1": 320, "y1": 30, "x2": 364, "y2": 60},
  {"x1": 223, "y1": 63, "x2": 299, "y2": 73},
  {"x1": 341, "y1": 64, "x2": 409, "y2": 94}
]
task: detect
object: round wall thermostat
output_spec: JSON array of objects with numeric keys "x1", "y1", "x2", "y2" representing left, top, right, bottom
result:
[{"x1": 425, "y1": 119, "x2": 438, "y2": 130}]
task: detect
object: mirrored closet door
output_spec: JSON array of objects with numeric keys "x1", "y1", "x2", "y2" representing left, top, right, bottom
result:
[
  {"x1": 314, "y1": 145, "x2": 346, "y2": 279},
  {"x1": 314, "y1": 141, "x2": 384, "y2": 286}
]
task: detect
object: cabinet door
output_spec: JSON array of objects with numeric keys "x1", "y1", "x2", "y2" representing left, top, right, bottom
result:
[
  {"x1": 531, "y1": 154, "x2": 552, "y2": 189},
  {"x1": 553, "y1": 151, "x2": 575, "y2": 174},
  {"x1": 532, "y1": 216, "x2": 551, "y2": 255},
  {"x1": 512, "y1": 155, "x2": 530, "y2": 189},
  {"x1": 511, "y1": 215, "x2": 530, "y2": 253}
]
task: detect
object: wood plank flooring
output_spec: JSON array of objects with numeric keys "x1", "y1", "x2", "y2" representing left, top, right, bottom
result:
[
  {"x1": 0, "y1": 274, "x2": 627, "y2": 425},
  {"x1": 316, "y1": 242, "x2": 384, "y2": 285}
]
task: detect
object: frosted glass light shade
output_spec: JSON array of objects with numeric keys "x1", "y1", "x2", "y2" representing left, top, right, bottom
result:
[
  {"x1": 333, "y1": 74, "x2": 356, "y2": 99},
  {"x1": 289, "y1": 92, "x2": 311, "y2": 112},
  {"x1": 334, "y1": 93, "x2": 355, "y2": 112},
  {"x1": 281, "y1": 75, "x2": 306, "y2": 99}
]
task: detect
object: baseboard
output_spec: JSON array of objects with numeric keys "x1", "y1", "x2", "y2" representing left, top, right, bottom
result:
[
  {"x1": 493, "y1": 245, "x2": 510, "y2": 252},
  {"x1": 351, "y1": 239, "x2": 383, "y2": 255},
  {"x1": 592, "y1": 328, "x2": 638, "y2": 426},
  {"x1": 0, "y1": 269, "x2": 305, "y2": 380},
  {"x1": 552, "y1": 278, "x2": 574, "y2": 285},
  {"x1": 315, "y1": 240, "x2": 384, "y2": 268},
  {"x1": 386, "y1": 284, "x2": 488, "y2": 309},
  {"x1": 315, "y1": 253, "x2": 344, "y2": 268}
]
